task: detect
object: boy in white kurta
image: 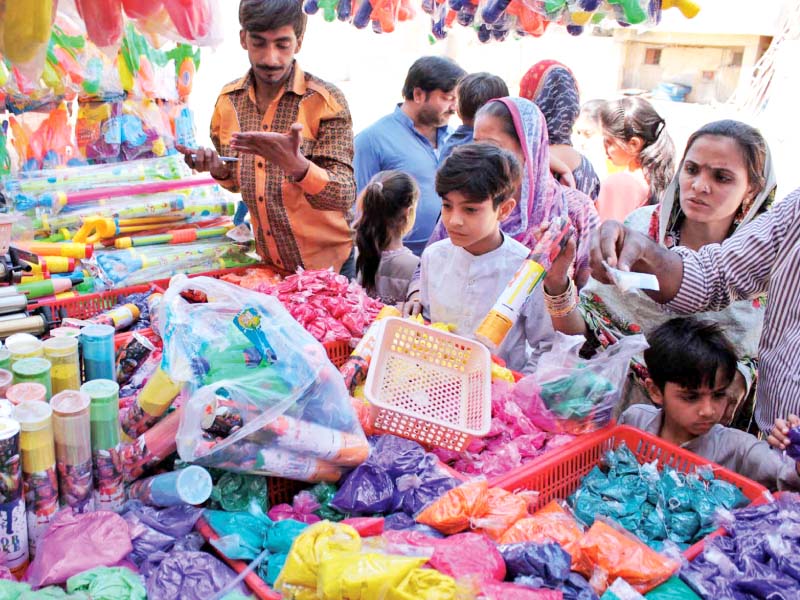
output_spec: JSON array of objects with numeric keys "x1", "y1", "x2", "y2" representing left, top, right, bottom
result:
[{"x1": 419, "y1": 143, "x2": 554, "y2": 373}]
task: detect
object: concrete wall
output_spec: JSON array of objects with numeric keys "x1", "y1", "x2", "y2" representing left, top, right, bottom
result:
[{"x1": 617, "y1": 31, "x2": 769, "y2": 103}]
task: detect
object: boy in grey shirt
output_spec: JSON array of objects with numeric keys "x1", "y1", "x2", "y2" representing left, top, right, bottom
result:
[{"x1": 619, "y1": 317, "x2": 800, "y2": 492}]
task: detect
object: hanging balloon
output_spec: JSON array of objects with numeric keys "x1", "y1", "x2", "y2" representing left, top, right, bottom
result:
[
  {"x1": 122, "y1": 0, "x2": 164, "y2": 19},
  {"x1": 164, "y1": 0, "x2": 212, "y2": 42},
  {"x1": 75, "y1": 0, "x2": 125, "y2": 48}
]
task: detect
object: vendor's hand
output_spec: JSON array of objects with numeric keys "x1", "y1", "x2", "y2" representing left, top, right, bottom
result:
[
  {"x1": 176, "y1": 144, "x2": 231, "y2": 181},
  {"x1": 402, "y1": 292, "x2": 422, "y2": 317},
  {"x1": 768, "y1": 415, "x2": 800, "y2": 450},
  {"x1": 590, "y1": 221, "x2": 651, "y2": 284},
  {"x1": 544, "y1": 236, "x2": 576, "y2": 296},
  {"x1": 550, "y1": 154, "x2": 575, "y2": 188},
  {"x1": 230, "y1": 123, "x2": 311, "y2": 180}
]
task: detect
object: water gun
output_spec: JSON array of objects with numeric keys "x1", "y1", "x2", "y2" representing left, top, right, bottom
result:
[
  {"x1": 166, "y1": 45, "x2": 201, "y2": 98},
  {"x1": 122, "y1": 0, "x2": 164, "y2": 19},
  {"x1": 353, "y1": 0, "x2": 374, "y2": 28},
  {"x1": 75, "y1": 0, "x2": 125, "y2": 48},
  {"x1": 0, "y1": 59, "x2": 8, "y2": 106},
  {"x1": 481, "y1": 0, "x2": 512, "y2": 24},
  {"x1": 119, "y1": 23, "x2": 161, "y2": 96},
  {"x1": 475, "y1": 214, "x2": 572, "y2": 351},
  {"x1": 607, "y1": 0, "x2": 647, "y2": 24},
  {"x1": 73, "y1": 214, "x2": 189, "y2": 243},
  {"x1": 305, "y1": 0, "x2": 340, "y2": 22},
  {"x1": 338, "y1": 0, "x2": 354, "y2": 20},
  {"x1": 8, "y1": 116, "x2": 41, "y2": 172},
  {"x1": 2, "y1": 0, "x2": 54, "y2": 65},
  {"x1": 370, "y1": 0, "x2": 415, "y2": 32},
  {"x1": 508, "y1": 0, "x2": 548, "y2": 36},
  {"x1": 114, "y1": 224, "x2": 234, "y2": 249},
  {"x1": 0, "y1": 122, "x2": 10, "y2": 177},
  {"x1": 164, "y1": 0, "x2": 213, "y2": 43},
  {"x1": 44, "y1": 27, "x2": 86, "y2": 96},
  {"x1": 41, "y1": 104, "x2": 84, "y2": 169},
  {"x1": 660, "y1": 0, "x2": 700, "y2": 18}
]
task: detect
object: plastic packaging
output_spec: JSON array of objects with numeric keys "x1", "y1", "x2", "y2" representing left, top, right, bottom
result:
[
  {"x1": 573, "y1": 519, "x2": 680, "y2": 594},
  {"x1": 534, "y1": 333, "x2": 649, "y2": 433},
  {"x1": 415, "y1": 479, "x2": 490, "y2": 534},
  {"x1": 14, "y1": 401, "x2": 59, "y2": 557},
  {"x1": 120, "y1": 408, "x2": 181, "y2": 482},
  {"x1": 25, "y1": 508, "x2": 133, "y2": 588},
  {"x1": 75, "y1": 0, "x2": 125, "y2": 49},
  {"x1": 116, "y1": 333, "x2": 156, "y2": 389},
  {"x1": 81, "y1": 379, "x2": 124, "y2": 511},
  {"x1": 274, "y1": 521, "x2": 362, "y2": 596},
  {"x1": 161, "y1": 275, "x2": 367, "y2": 480},
  {"x1": 66, "y1": 566, "x2": 146, "y2": 600},
  {"x1": 50, "y1": 391, "x2": 95, "y2": 513},
  {"x1": 145, "y1": 549, "x2": 248, "y2": 600},
  {"x1": 0, "y1": 417, "x2": 30, "y2": 578},
  {"x1": 568, "y1": 444, "x2": 748, "y2": 549},
  {"x1": 473, "y1": 487, "x2": 531, "y2": 541},
  {"x1": 499, "y1": 500, "x2": 585, "y2": 558},
  {"x1": 43, "y1": 337, "x2": 81, "y2": 395},
  {"x1": 383, "y1": 528, "x2": 506, "y2": 582}
]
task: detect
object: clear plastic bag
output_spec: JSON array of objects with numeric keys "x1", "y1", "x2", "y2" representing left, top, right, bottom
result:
[
  {"x1": 164, "y1": 275, "x2": 368, "y2": 481},
  {"x1": 533, "y1": 333, "x2": 649, "y2": 434}
]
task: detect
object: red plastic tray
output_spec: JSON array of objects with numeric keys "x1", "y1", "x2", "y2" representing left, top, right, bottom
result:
[
  {"x1": 31, "y1": 283, "x2": 163, "y2": 322},
  {"x1": 491, "y1": 425, "x2": 771, "y2": 556}
]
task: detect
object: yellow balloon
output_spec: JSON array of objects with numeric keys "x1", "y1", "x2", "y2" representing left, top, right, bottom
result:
[{"x1": 3, "y1": 0, "x2": 53, "y2": 64}]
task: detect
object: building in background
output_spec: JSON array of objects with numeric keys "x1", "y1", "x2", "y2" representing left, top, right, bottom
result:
[{"x1": 614, "y1": 0, "x2": 781, "y2": 103}]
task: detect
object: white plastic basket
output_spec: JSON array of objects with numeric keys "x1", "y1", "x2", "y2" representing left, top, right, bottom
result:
[{"x1": 364, "y1": 317, "x2": 492, "y2": 452}]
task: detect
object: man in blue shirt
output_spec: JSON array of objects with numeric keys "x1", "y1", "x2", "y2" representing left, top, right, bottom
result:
[
  {"x1": 439, "y1": 72, "x2": 509, "y2": 163},
  {"x1": 354, "y1": 56, "x2": 466, "y2": 256}
]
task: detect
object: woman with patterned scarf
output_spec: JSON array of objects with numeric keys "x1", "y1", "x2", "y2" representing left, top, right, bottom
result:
[
  {"x1": 520, "y1": 60, "x2": 601, "y2": 200},
  {"x1": 543, "y1": 120, "x2": 777, "y2": 429}
]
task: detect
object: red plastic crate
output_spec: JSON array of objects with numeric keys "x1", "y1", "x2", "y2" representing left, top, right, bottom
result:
[
  {"x1": 491, "y1": 425, "x2": 771, "y2": 556},
  {"x1": 323, "y1": 339, "x2": 351, "y2": 369},
  {"x1": 31, "y1": 283, "x2": 163, "y2": 322}
]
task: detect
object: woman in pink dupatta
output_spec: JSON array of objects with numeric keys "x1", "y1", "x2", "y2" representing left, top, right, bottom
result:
[{"x1": 434, "y1": 97, "x2": 598, "y2": 286}]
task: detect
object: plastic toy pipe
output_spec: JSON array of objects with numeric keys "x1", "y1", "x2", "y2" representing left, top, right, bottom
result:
[
  {"x1": 73, "y1": 214, "x2": 188, "y2": 244},
  {"x1": 3, "y1": 155, "x2": 188, "y2": 196},
  {"x1": 475, "y1": 214, "x2": 571, "y2": 351},
  {"x1": 48, "y1": 177, "x2": 216, "y2": 209},
  {"x1": 14, "y1": 241, "x2": 93, "y2": 259},
  {"x1": 115, "y1": 224, "x2": 233, "y2": 249}
]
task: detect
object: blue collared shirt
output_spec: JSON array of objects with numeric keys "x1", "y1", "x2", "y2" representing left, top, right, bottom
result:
[
  {"x1": 354, "y1": 105, "x2": 451, "y2": 256},
  {"x1": 439, "y1": 124, "x2": 473, "y2": 162}
]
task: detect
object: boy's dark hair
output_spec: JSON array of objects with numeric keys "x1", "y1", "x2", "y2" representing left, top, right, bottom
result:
[
  {"x1": 457, "y1": 73, "x2": 509, "y2": 122},
  {"x1": 644, "y1": 317, "x2": 737, "y2": 392},
  {"x1": 239, "y1": 0, "x2": 307, "y2": 38},
  {"x1": 402, "y1": 56, "x2": 466, "y2": 101},
  {"x1": 435, "y1": 143, "x2": 520, "y2": 209}
]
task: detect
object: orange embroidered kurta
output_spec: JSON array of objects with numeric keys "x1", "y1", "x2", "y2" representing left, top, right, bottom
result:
[{"x1": 210, "y1": 62, "x2": 355, "y2": 273}]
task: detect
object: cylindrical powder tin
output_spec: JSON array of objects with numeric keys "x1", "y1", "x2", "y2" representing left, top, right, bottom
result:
[
  {"x1": 50, "y1": 390, "x2": 95, "y2": 514},
  {"x1": 6, "y1": 382, "x2": 47, "y2": 406},
  {"x1": 44, "y1": 337, "x2": 81, "y2": 395},
  {"x1": 0, "y1": 417, "x2": 29, "y2": 577},
  {"x1": 12, "y1": 358, "x2": 52, "y2": 400},
  {"x1": 13, "y1": 401, "x2": 59, "y2": 557},
  {"x1": 80, "y1": 325, "x2": 115, "y2": 382},
  {"x1": 81, "y1": 379, "x2": 124, "y2": 512}
]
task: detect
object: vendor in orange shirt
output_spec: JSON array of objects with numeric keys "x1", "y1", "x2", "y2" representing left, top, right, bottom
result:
[{"x1": 177, "y1": 0, "x2": 357, "y2": 277}]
